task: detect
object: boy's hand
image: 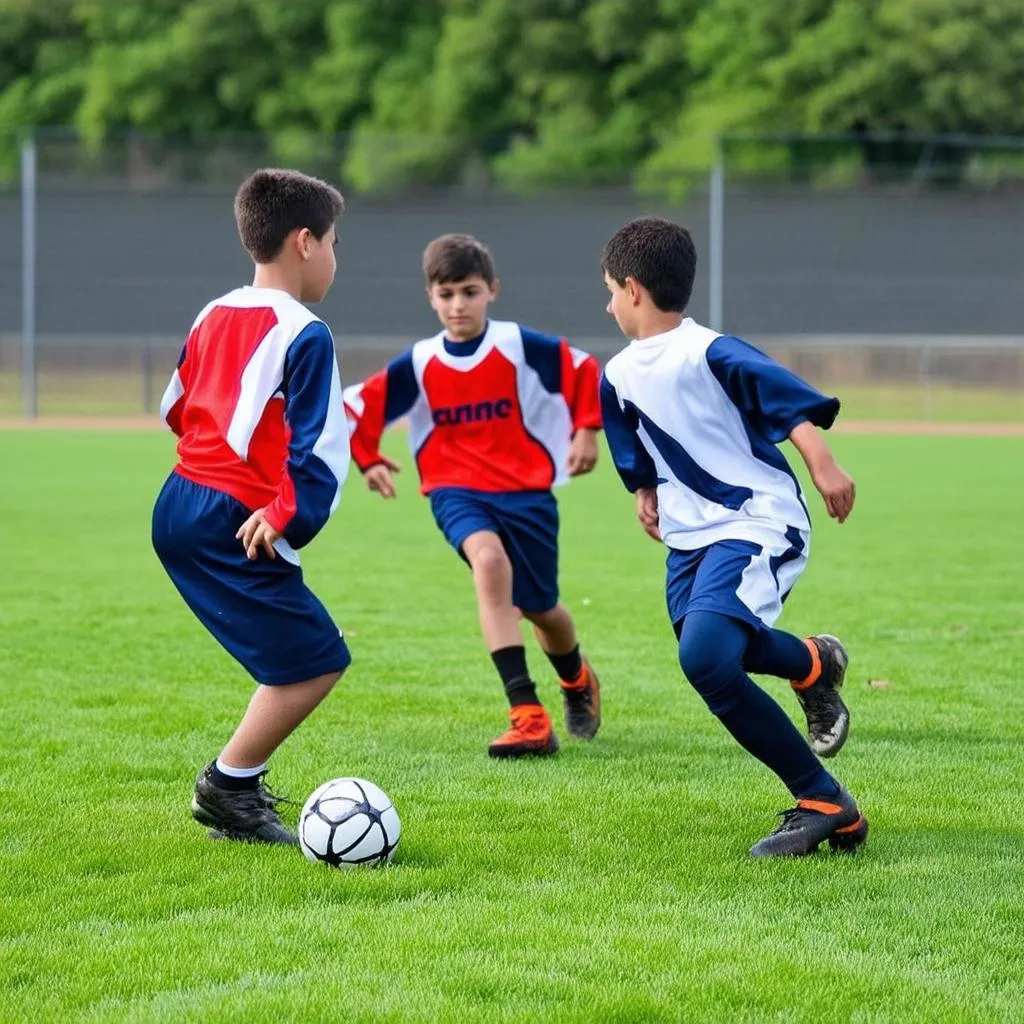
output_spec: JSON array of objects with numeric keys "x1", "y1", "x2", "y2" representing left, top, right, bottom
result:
[
  {"x1": 236, "y1": 507, "x2": 281, "y2": 561},
  {"x1": 789, "y1": 421, "x2": 855, "y2": 524},
  {"x1": 811, "y1": 460, "x2": 856, "y2": 523},
  {"x1": 636, "y1": 486, "x2": 662, "y2": 542},
  {"x1": 568, "y1": 428, "x2": 599, "y2": 476},
  {"x1": 365, "y1": 456, "x2": 400, "y2": 499}
]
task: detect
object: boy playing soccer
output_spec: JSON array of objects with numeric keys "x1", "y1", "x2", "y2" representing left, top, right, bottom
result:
[
  {"x1": 344, "y1": 234, "x2": 602, "y2": 758},
  {"x1": 152, "y1": 169, "x2": 350, "y2": 844},
  {"x1": 599, "y1": 217, "x2": 867, "y2": 857}
]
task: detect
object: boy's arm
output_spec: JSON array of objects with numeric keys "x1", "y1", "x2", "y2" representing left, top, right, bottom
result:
[
  {"x1": 789, "y1": 422, "x2": 856, "y2": 523},
  {"x1": 562, "y1": 343, "x2": 603, "y2": 432},
  {"x1": 563, "y1": 343, "x2": 602, "y2": 475},
  {"x1": 599, "y1": 373, "x2": 658, "y2": 492},
  {"x1": 261, "y1": 321, "x2": 351, "y2": 549},
  {"x1": 705, "y1": 335, "x2": 840, "y2": 442},
  {"x1": 600, "y1": 373, "x2": 662, "y2": 541},
  {"x1": 343, "y1": 349, "x2": 420, "y2": 478},
  {"x1": 705, "y1": 335, "x2": 854, "y2": 523},
  {"x1": 159, "y1": 341, "x2": 190, "y2": 437}
]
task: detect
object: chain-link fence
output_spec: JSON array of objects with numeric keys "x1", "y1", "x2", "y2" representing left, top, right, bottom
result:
[{"x1": 1, "y1": 129, "x2": 1022, "y2": 420}]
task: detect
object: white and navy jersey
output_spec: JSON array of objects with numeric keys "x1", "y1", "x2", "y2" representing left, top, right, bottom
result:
[
  {"x1": 600, "y1": 318, "x2": 839, "y2": 553},
  {"x1": 160, "y1": 286, "x2": 350, "y2": 563}
]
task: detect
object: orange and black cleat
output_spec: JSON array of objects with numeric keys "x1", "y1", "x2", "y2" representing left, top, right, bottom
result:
[
  {"x1": 791, "y1": 634, "x2": 850, "y2": 758},
  {"x1": 488, "y1": 704, "x2": 560, "y2": 758},
  {"x1": 749, "y1": 786, "x2": 868, "y2": 858},
  {"x1": 560, "y1": 656, "x2": 601, "y2": 740}
]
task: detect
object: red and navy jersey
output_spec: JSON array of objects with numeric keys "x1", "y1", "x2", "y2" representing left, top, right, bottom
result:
[
  {"x1": 343, "y1": 320, "x2": 602, "y2": 494},
  {"x1": 159, "y1": 286, "x2": 350, "y2": 561}
]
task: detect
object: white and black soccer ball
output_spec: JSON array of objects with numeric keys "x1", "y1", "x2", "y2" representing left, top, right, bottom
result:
[{"x1": 298, "y1": 777, "x2": 400, "y2": 868}]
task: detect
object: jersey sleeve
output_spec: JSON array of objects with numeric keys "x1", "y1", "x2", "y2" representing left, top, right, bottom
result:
[
  {"x1": 520, "y1": 327, "x2": 603, "y2": 432},
  {"x1": 599, "y1": 371, "x2": 658, "y2": 493},
  {"x1": 262, "y1": 321, "x2": 351, "y2": 549},
  {"x1": 706, "y1": 336, "x2": 840, "y2": 443},
  {"x1": 561, "y1": 342, "x2": 602, "y2": 432},
  {"x1": 159, "y1": 341, "x2": 190, "y2": 437},
  {"x1": 342, "y1": 349, "x2": 420, "y2": 472}
]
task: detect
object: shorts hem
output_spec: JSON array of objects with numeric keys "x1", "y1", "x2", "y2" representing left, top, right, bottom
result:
[
  {"x1": 250, "y1": 647, "x2": 352, "y2": 687},
  {"x1": 514, "y1": 594, "x2": 560, "y2": 615},
  {"x1": 670, "y1": 599, "x2": 765, "y2": 633}
]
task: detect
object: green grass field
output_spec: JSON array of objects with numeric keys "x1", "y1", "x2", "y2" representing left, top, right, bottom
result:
[
  {"x1": 1, "y1": 369, "x2": 1023, "y2": 421},
  {"x1": 3, "y1": 430, "x2": 1024, "y2": 1022}
]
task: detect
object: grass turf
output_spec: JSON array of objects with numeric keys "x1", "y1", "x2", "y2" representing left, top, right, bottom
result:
[
  {"x1": 1, "y1": 369, "x2": 1023, "y2": 422},
  {"x1": 2, "y1": 430, "x2": 1023, "y2": 1021}
]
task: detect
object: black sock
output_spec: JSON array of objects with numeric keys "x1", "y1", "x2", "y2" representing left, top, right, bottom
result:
[
  {"x1": 491, "y1": 646, "x2": 540, "y2": 707},
  {"x1": 547, "y1": 644, "x2": 583, "y2": 683},
  {"x1": 209, "y1": 761, "x2": 263, "y2": 791}
]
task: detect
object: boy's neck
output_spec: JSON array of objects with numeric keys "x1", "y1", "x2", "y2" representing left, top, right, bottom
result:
[
  {"x1": 633, "y1": 311, "x2": 686, "y2": 341},
  {"x1": 445, "y1": 320, "x2": 488, "y2": 343},
  {"x1": 251, "y1": 265, "x2": 303, "y2": 302}
]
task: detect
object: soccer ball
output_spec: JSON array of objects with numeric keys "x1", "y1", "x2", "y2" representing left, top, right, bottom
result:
[{"x1": 298, "y1": 777, "x2": 400, "y2": 868}]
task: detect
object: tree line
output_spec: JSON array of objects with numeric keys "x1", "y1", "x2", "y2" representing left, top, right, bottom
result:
[{"x1": 2, "y1": 0, "x2": 1023, "y2": 190}]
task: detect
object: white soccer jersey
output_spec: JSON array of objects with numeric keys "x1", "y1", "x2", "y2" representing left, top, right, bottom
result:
[{"x1": 600, "y1": 318, "x2": 839, "y2": 556}]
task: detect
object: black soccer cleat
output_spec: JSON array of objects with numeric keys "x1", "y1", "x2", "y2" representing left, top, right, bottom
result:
[
  {"x1": 792, "y1": 634, "x2": 850, "y2": 758},
  {"x1": 191, "y1": 763, "x2": 298, "y2": 845},
  {"x1": 560, "y1": 655, "x2": 601, "y2": 741},
  {"x1": 749, "y1": 785, "x2": 868, "y2": 858}
]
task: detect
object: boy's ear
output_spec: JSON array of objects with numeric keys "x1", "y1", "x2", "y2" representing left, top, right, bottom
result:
[
  {"x1": 489, "y1": 278, "x2": 501, "y2": 301},
  {"x1": 295, "y1": 227, "x2": 314, "y2": 261},
  {"x1": 626, "y1": 276, "x2": 644, "y2": 305}
]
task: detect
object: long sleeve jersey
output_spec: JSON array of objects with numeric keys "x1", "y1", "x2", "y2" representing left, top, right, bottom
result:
[
  {"x1": 343, "y1": 319, "x2": 602, "y2": 494},
  {"x1": 160, "y1": 286, "x2": 350, "y2": 563}
]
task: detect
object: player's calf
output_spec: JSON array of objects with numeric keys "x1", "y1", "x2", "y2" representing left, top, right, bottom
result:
[
  {"x1": 191, "y1": 763, "x2": 298, "y2": 844},
  {"x1": 791, "y1": 634, "x2": 850, "y2": 758}
]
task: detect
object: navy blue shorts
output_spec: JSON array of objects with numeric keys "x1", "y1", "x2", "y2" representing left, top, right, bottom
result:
[
  {"x1": 428, "y1": 487, "x2": 559, "y2": 613},
  {"x1": 666, "y1": 537, "x2": 807, "y2": 634},
  {"x1": 152, "y1": 472, "x2": 351, "y2": 686}
]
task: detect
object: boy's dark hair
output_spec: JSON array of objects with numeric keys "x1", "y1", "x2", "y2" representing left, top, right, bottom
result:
[
  {"x1": 601, "y1": 217, "x2": 697, "y2": 312},
  {"x1": 234, "y1": 168, "x2": 344, "y2": 263},
  {"x1": 423, "y1": 234, "x2": 496, "y2": 285}
]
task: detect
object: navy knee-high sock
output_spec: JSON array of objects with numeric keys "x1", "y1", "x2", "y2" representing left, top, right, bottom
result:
[
  {"x1": 743, "y1": 627, "x2": 813, "y2": 681},
  {"x1": 678, "y1": 611, "x2": 837, "y2": 799}
]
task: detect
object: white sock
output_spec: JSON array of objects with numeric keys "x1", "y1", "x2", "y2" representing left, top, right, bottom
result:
[{"x1": 214, "y1": 757, "x2": 267, "y2": 779}]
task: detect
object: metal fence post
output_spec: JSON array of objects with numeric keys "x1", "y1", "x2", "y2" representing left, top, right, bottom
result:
[
  {"x1": 142, "y1": 340, "x2": 153, "y2": 414},
  {"x1": 709, "y1": 137, "x2": 725, "y2": 332},
  {"x1": 21, "y1": 131, "x2": 37, "y2": 419}
]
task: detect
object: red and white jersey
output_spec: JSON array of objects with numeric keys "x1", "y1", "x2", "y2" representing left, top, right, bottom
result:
[
  {"x1": 160, "y1": 286, "x2": 350, "y2": 561},
  {"x1": 343, "y1": 320, "x2": 602, "y2": 494}
]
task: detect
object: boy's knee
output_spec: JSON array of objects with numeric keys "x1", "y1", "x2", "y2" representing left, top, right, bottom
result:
[
  {"x1": 678, "y1": 617, "x2": 747, "y2": 716},
  {"x1": 678, "y1": 630, "x2": 722, "y2": 688},
  {"x1": 469, "y1": 542, "x2": 512, "y2": 582},
  {"x1": 522, "y1": 602, "x2": 566, "y2": 629}
]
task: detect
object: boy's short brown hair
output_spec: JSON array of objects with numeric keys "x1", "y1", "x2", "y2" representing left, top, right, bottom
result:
[
  {"x1": 601, "y1": 217, "x2": 696, "y2": 313},
  {"x1": 234, "y1": 168, "x2": 344, "y2": 264},
  {"x1": 422, "y1": 234, "x2": 496, "y2": 285}
]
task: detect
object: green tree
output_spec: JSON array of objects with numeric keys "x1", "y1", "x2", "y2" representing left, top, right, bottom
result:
[{"x1": 2, "y1": 0, "x2": 1023, "y2": 191}]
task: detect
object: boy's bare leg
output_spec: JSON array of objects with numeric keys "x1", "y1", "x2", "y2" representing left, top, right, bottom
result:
[
  {"x1": 523, "y1": 603, "x2": 577, "y2": 656},
  {"x1": 461, "y1": 530, "x2": 521, "y2": 649},
  {"x1": 192, "y1": 670, "x2": 343, "y2": 844},
  {"x1": 219, "y1": 670, "x2": 343, "y2": 768},
  {"x1": 461, "y1": 530, "x2": 557, "y2": 757}
]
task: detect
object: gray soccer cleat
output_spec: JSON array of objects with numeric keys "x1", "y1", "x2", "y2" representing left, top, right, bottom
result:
[{"x1": 792, "y1": 634, "x2": 850, "y2": 758}]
